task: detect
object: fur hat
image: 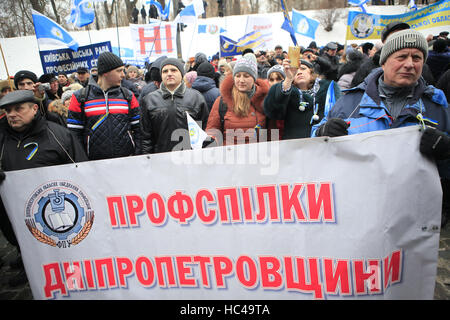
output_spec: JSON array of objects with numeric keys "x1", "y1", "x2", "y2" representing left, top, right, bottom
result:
[
  {"x1": 233, "y1": 53, "x2": 258, "y2": 80},
  {"x1": 97, "y1": 52, "x2": 124, "y2": 75},
  {"x1": 380, "y1": 29, "x2": 428, "y2": 65}
]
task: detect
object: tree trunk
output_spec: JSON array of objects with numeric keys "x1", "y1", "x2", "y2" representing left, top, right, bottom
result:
[
  {"x1": 28, "y1": 0, "x2": 45, "y2": 13},
  {"x1": 232, "y1": 0, "x2": 240, "y2": 15},
  {"x1": 123, "y1": 0, "x2": 138, "y2": 24},
  {"x1": 103, "y1": 0, "x2": 115, "y2": 28},
  {"x1": 49, "y1": 0, "x2": 60, "y2": 24},
  {"x1": 94, "y1": 2, "x2": 101, "y2": 30}
]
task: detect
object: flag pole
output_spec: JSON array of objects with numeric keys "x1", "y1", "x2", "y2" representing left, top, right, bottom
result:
[
  {"x1": 148, "y1": 19, "x2": 163, "y2": 59},
  {"x1": 86, "y1": 24, "x2": 93, "y2": 46},
  {"x1": 0, "y1": 43, "x2": 13, "y2": 90},
  {"x1": 187, "y1": 19, "x2": 198, "y2": 60},
  {"x1": 114, "y1": 0, "x2": 121, "y2": 57}
]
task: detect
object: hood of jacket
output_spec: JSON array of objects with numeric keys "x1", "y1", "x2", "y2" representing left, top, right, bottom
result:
[
  {"x1": 219, "y1": 74, "x2": 269, "y2": 111},
  {"x1": 191, "y1": 76, "x2": 217, "y2": 92}
]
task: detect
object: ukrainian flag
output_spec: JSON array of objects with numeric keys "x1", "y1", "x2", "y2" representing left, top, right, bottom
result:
[{"x1": 236, "y1": 30, "x2": 264, "y2": 52}]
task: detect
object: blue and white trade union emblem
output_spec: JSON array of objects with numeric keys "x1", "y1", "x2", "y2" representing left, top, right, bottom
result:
[
  {"x1": 350, "y1": 13, "x2": 374, "y2": 39},
  {"x1": 25, "y1": 181, "x2": 94, "y2": 248}
]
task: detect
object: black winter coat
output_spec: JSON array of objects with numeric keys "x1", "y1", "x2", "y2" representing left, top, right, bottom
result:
[
  {"x1": 67, "y1": 78, "x2": 141, "y2": 160},
  {"x1": 140, "y1": 81, "x2": 209, "y2": 154},
  {"x1": 0, "y1": 112, "x2": 87, "y2": 171},
  {"x1": 0, "y1": 113, "x2": 87, "y2": 247},
  {"x1": 264, "y1": 79, "x2": 341, "y2": 139}
]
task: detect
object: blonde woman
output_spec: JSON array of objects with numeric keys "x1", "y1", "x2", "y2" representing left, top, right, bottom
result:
[{"x1": 206, "y1": 53, "x2": 269, "y2": 146}]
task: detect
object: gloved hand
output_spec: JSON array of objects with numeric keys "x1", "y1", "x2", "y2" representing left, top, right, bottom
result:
[
  {"x1": 316, "y1": 118, "x2": 349, "y2": 137},
  {"x1": 420, "y1": 127, "x2": 450, "y2": 160},
  {"x1": 0, "y1": 169, "x2": 5, "y2": 183}
]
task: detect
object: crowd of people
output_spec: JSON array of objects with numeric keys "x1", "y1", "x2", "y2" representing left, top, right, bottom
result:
[{"x1": 0, "y1": 22, "x2": 449, "y2": 288}]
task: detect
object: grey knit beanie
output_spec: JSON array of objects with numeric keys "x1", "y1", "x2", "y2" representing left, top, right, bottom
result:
[
  {"x1": 160, "y1": 57, "x2": 185, "y2": 77},
  {"x1": 97, "y1": 51, "x2": 124, "y2": 75},
  {"x1": 233, "y1": 53, "x2": 258, "y2": 80},
  {"x1": 380, "y1": 29, "x2": 428, "y2": 65},
  {"x1": 267, "y1": 64, "x2": 286, "y2": 79}
]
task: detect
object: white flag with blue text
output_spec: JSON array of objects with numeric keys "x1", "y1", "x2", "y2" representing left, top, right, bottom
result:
[
  {"x1": 174, "y1": 0, "x2": 204, "y2": 25},
  {"x1": 31, "y1": 9, "x2": 79, "y2": 51},
  {"x1": 186, "y1": 111, "x2": 208, "y2": 149}
]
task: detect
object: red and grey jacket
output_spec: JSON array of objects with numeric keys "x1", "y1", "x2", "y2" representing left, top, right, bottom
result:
[{"x1": 67, "y1": 78, "x2": 141, "y2": 160}]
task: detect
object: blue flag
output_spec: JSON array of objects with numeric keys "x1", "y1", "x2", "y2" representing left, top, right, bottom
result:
[
  {"x1": 32, "y1": 10, "x2": 79, "y2": 51},
  {"x1": 291, "y1": 9, "x2": 320, "y2": 39},
  {"x1": 408, "y1": 0, "x2": 418, "y2": 10},
  {"x1": 220, "y1": 35, "x2": 240, "y2": 57},
  {"x1": 146, "y1": 0, "x2": 172, "y2": 20},
  {"x1": 324, "y1": 81, "x2": 336, "y2": 118},
  {"x1": 175, "y1": 0, "x2": 204, "y2": 24},
  {"x1": 348, "y1": 0, "x2": 369, "y2": 13},
  {"x1": 280, "y1": 0, "x2": 298, "y2": 46},
  {"x1": 67, "y1": 0, "x2": 96, "y2": 27}
]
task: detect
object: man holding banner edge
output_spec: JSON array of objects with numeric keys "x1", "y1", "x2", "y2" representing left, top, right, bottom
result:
[{"x1": 314, "y1": 28, "x2": 450, "y2": 225}]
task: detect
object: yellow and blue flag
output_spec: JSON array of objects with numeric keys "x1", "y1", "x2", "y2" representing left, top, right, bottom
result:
[
  {"x1": 236, "y1": 30, "x2": 264, "y2": 49},
  {"x1": 280, "y1": 0, "x2": 298, "y2": 46},
  {"x1": 220, "y1": 35, "x2": 239, "y2": 57},
  {"x1": 219, "y1": 30, "x2": 264, "y2": 57}
]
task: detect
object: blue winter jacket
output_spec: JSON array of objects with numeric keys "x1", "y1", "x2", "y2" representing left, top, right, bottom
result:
[
  {"x1": 312, "y1": 68, "x2": 450, "y2": 177},
  {"x1": 191, "y1": 76, "x2": 220, "y2": 112},
  {"x1": 312, "y1": 68, "x2": 449, "y2": 136}
]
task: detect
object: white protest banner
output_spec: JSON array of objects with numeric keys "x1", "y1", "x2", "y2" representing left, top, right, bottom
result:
[
  {"x1": 130, "y1": 22, "x2": 177, "y2": 62},
  {"x1": 244, "y1": 15, "x2": 273, "y2": 51},
  {"x1": 0, "y1": 126, "x2": 441, "y2": 300}
]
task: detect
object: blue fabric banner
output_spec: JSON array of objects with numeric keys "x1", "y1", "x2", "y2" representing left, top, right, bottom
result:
[{"x1": 39, "y1": 41, "x2": 112, "y2": 74}]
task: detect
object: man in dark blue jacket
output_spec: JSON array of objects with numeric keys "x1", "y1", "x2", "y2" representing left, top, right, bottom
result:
[
  {"x1": 191, "y1": 62, "x2": 220, "y2": 111},
  {"x1": 67, "y1": 52, "x2": 141, "y2": 160}
]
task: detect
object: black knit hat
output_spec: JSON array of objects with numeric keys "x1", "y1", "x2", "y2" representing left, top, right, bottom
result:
[
  {"x1": 196, "y1": 62, "x2": 215, "y2": 79},
  {"x1": 160, "y1": 58, "x2": 185, "y2": 77},
  {"x1": 97, "y1": 51, "x2": 124, "y2": 75},
  {"x1": 14, "y1": 70, "x2": 38, "y2": 88}
]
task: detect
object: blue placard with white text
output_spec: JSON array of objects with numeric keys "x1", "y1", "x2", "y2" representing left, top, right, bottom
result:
[{"x1": 39, "y1": 41, "x2": 112, "y2": 75}]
